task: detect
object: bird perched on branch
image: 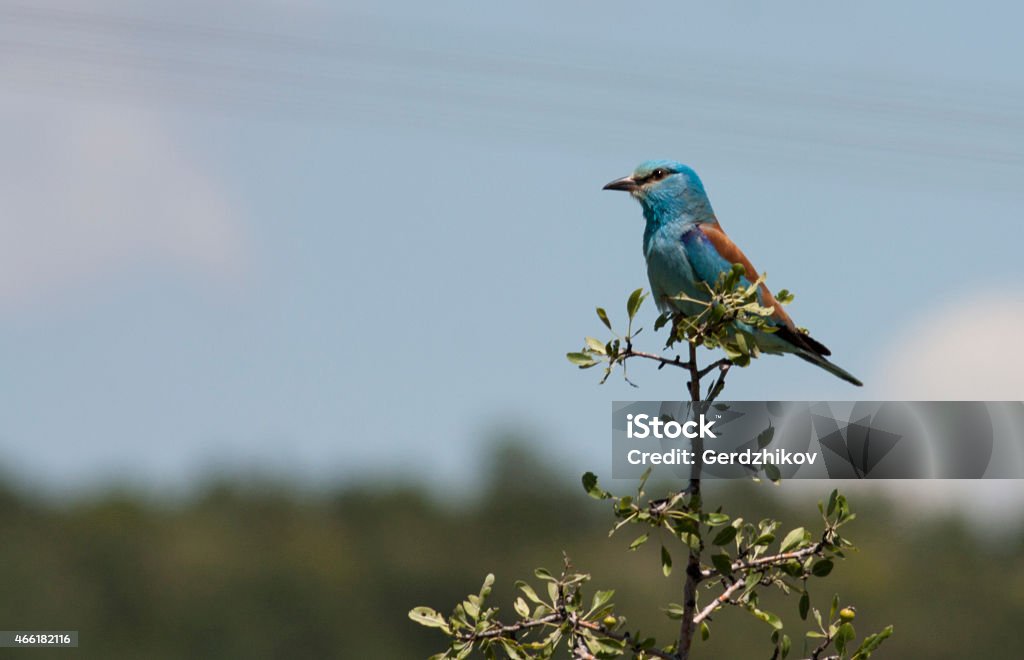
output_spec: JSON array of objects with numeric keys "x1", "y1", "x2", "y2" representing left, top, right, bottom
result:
[{"x1": 603, "y1": 160, "x2": 862, "y2": 386}]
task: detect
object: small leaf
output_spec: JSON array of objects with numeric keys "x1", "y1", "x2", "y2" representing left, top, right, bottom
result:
[
  {"x1": 629, "y1": 533, "x2": 649, "y2": 551},
  {"x1": 585, "y1": 337, "x2": 606, "y2": 354},
  {"x1": 627, "y1": 288, "x2": 646, "y2": 320},
  {"x1": 596, "y1": 307, "x2": 612, "y2": 330},
  {"x1": 516, "y1": 581, "x2": 544, "y2": 604},
  {"x1": 799, "y1": 592, "x2": 810, "y2": 621},
  {"x1": 827, "y1": 489, "x2": 839, "y2": 517},
  {"x1": 812, "y1": 559, "x2": 834, "y2": 577},
  {"x1": 704, "y1": 512, "x2": 731, "y2": 526},
  {"x1": 852, "y1": 625, "x2": 894, "y2": 658},
  {"x1": 479, "y1": 573, "x2": 494, "y2": 599},
  {"x1": 514, "y1": 597, "x2": 530, "y2": 618},
  {"x1": 661, "y1": 545, "x2": 673, "y2": 577},
  {"x1": 409, "y1": 607, "x2": 450, "y2": 632},
  {"x1": 664, "y1": 603, "x2": 686, "y2": 620},
  {"x1": 711, "y1": 553, "x2": 733, "y2": 576},
  {"x1": 835, "y1": 622, "x2": 856, "y2": 655},
  {"x1": 534, "y1": 568, "x2": 555, "y2": 582},
  {"x1": 780, "y1": 527, "x2": 807, "y2": 553},
  {"x1": 582, "y1": 472, "x2": 610, "y2": 499},
  {"x1": 713, "y1": 525, "x2": 738, "y2": 546},
  {"x1": 567, "y1": 352, "x2": 598, "y2": 367},
  {"x1": 781, "y1": 633, "x2": 791, "y2": 658},
  {"x1": 751, "y1": 607, "x2": 783, "y2": 630},
  {"x1": 590, "y1": 589, "x2": 615, "y2": 614},
  {"x1": 701, "y1": 621, "x2": 711, "y2": 641}
]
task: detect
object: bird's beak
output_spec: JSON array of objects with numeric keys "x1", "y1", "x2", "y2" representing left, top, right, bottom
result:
[{"x1": 602, "y1": 175, "x2": 638, "y2": 192}]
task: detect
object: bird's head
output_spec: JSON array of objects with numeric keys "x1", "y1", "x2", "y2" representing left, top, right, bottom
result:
[{"x1": 603, "y1": 160, "x2": 714, "y2": 224}]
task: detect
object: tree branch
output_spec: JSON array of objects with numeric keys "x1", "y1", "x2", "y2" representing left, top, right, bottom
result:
[
  {"x1": 617, "y1": 347, "x2": 693, "y2": 371},
  {"x1": 692, "y1": 578, "x2": 746, "y2": 626},
  {"x1": 678, "y1": 339, "x2": 704, "y2": 660}
]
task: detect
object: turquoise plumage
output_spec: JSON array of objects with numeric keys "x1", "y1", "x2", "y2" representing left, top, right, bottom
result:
[{"x1": 604, "y1": 160, "x2": 862, "y2": 386}]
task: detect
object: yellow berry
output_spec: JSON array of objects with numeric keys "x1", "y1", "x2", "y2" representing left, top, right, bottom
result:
[{"x1": 839, "y1": 607, "x2": 856, "y2": 622}]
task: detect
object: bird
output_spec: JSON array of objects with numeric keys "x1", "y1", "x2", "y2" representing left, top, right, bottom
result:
[{"x1": 603, "y1": 160, "x2": 862, "y2": 386}]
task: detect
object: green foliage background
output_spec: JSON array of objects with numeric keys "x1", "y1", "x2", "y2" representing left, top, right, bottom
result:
[{"x1": 1, "y1": 439, "x2": 1022, "y2": 659}]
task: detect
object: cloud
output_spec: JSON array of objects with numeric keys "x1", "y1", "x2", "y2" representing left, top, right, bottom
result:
[
  {"x1": 0, "y1": 97, "x2": 246, "y2": 310},
  {"x1": 864, "y1": 294, "x2": 1024, "y2": 530},
  {"x1": 874, "y1": 293, "x2": 1024, "y2": 400}
]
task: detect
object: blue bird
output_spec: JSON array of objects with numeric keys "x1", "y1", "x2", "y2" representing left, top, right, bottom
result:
[{"x1": 603, "y1": 160, "x2": 862, "y2": 386}]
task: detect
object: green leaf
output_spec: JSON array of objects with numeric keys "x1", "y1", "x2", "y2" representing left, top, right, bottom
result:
[
  {"x1": 596, "y1": 307, "x2": 612, "y2": 330},
  {"x1": 479, "y1": 573, "x2": 494, "y2": 599},
  {"x1": 534, "y1": 568, "x2": 556, "y2": 582},
  {"x1": 661, "y1": 545, "x2": 673, "y2": 577},
  {"x1": 764, "y1": 463, "x2": 782, "y2": 482},
  {"x1": 835, "y1": 622, "x2": 856, "y2": 655},
  {"x1": 589, "y1": 589, "x2": 615, "y2": 615},
  {"x1": 629, "y1": 533, "x2": 649, "y2": 551},
  {"x1": 409, "y1": 607, "x2": 450, "y2": 632},
  {"x1": 780, "y1": 527, "x2": 807, "y2": 553},
  {"x1": 567, "y1": 352, "x2": 598, "y2": 368},
  {"x1": 581, "y1": 472, "x2": 610, "y2": 499},
  {"x1": 585, "y1": 336, "x2": 606, "y2": 354},
  {"x1": 514, "y1": 597, "x2": 530, "y2": 618},
  {"x1": 852, "y1": 625, "x2": 894, "y2": 659},
  {"x1": 757, "y1": 425, "x2": 775, "y2": 449},
  {"x1": 751, "y1": 607, "x2": 783, "y2": 630},
  {"x1": 812, "y1": 559, "x2": 834, "y2": 577},
  {"x1": 780, "y1": 633, "x2": 791, "y2": 658},
  {"x1": 627, "y1": 288, "x2": 646, "y2": 320},
  {"x1": 516, "y1": 581, "x2": 544, "y2": 604},
  {"x1": 501, "y1": 640, "x2": 527, "y2": 660},
  {"x1": 711, "y1": 553, "x2": 733, "y2": 577},
  {"x1": 799, "y1": 592, "x2": 810, "y2": 621},
  {"x1": 701, "y1": 621, "x2": 711, "y2": 641},
  {"x1": 704, "y1": 512, "x2": 731, "y2": 526},
  {"x1": 830, "y1": 593, "x2": 840, "y2": 621},
  {"x1": 712, "y1": 525, "x2": 738, "y2": 546},
  {"x1": 664, "y1": 603, "x2": 686, "y2": 620},
  {"x1": 827, "y1": 489, "x2": 839, "y2": 517}
]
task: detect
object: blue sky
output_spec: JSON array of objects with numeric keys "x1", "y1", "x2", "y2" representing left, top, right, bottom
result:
[{"x1": 0, "y1": 1, "x2": 1022, "y2": 497}]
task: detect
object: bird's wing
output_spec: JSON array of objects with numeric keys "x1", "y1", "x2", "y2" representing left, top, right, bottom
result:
[{"x1": 683, "y1": 222, "x2": 832, "y2": 357}]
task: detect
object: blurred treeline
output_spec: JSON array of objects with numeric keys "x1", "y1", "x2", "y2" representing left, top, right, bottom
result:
[{"x1": 1, "y1": 442, "x2": 1023, "y2": 659}]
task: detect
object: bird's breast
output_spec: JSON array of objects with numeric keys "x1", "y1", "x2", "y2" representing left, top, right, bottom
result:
[{"x1": 643, "y1": 222, "x2": 707, "y2": 315}]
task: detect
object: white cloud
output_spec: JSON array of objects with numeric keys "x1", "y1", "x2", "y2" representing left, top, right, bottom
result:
[
  {"x1": 0, "y1": 98, "x2": 246, "y2": 310},
  {"x1": 874, "y1": 294, "x2": 1024, "y2": 400},
  {"x1": 864, "y1": 294, "x2": 1024, "y2": 531}
]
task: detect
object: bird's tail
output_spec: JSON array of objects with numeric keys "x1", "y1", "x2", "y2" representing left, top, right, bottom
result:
[{"x1": 793, "y1": 349, "x2": 863, "y2": 387}]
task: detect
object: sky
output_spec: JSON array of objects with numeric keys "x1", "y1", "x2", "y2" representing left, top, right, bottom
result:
[{"x1": 0, "y1": 1, "x2": 1022, "y2": 501}]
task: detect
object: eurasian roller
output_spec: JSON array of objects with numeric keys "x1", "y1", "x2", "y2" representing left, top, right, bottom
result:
[{"x1": 603, "y1": 160, "x2": 862, "y2": 386}]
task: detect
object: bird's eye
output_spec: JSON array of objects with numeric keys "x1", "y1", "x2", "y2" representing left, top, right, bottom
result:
[{"x1": 652, "y1": 168, "x2": 667, "y2": 179}]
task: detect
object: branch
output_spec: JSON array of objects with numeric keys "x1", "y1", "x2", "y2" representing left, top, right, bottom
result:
[
  {"x1": 453, "y1": 613, "x2": 679, "y2": 660},
  {"x1": 678, "y1": 340, "x2": 703, "y2": 660},
  {"x1": 451, "y1": 613, "x2": 561, "y2": 642},
  {"x1": 617, "y1": 347, "x2": 693, "y2": 371},
  {"x1": 692, "y1": 578, "x2": 746, "y2": 625},
  {"x1": 703, "y1": 541, "x2": 827, "y2": 578}
]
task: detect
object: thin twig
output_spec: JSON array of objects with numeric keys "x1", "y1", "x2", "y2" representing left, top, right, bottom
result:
[
  {"x1": 617, "y1": 347, "x2": 692, "y2": 371},
  {"x1": 692, "y1": 578, "x2": 746, "y2": 625}
]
